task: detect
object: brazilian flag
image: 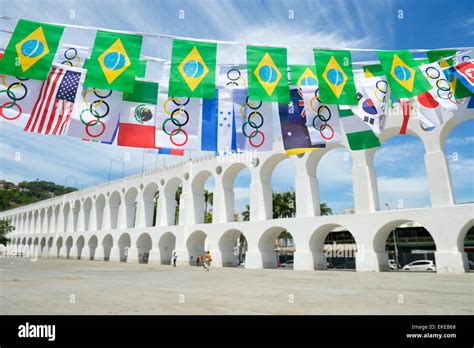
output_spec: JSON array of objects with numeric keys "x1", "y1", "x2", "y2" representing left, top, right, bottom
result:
[
  {"x1": 377, "y1": 50, "x2": 431, "y2": 99},
  {"x1": 427, "y1": 49, "x2": 473, "y2": 99},
  {"x1": 363, "y1": 64, "x2": 385, "y2": 78},
  {"x1": 290, "y1": 65, "x2": 318, "y2": 86},
  {"x1": 314, "y1": 50, "x2": 358, "y2": 105},
  {"x1": 84, "y1": 31, "x2": 143, "y2": 93},
  {"x1": 0, "y1": 19, "x2": 64, "y2": 80},
  {"x1": 247, "y1": 46, "x2": 290, "y2": 103},
  {"x1": 169, "y1": 39, "x2": 217, "y2": 99}
]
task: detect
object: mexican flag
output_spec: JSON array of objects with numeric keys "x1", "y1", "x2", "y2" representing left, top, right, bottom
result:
[
  {"x1": 339, "y1": 106, "x2": 380, "y2": 150},
  {"x1": 117, "y1": 79, "x2": 158, "y2": 148},
  {"x1": 0, "y1": 19, "x2": 64, "y2": 80},
  {"x1": 169, "y1": 39, "x2": 217, "y2": 99}
]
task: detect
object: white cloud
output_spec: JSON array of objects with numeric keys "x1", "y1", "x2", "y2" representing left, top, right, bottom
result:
[
  {"x1": 445, "y1": 136, "x2": 474, "y2": 146},
  {"x1": 377, "y1": 176, "x2": 430, "y2": 209}
]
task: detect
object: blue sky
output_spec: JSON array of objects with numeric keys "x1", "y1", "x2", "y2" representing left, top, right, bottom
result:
[{"x1": 0, "y1": 0, "x2": 473, "y2": 215}]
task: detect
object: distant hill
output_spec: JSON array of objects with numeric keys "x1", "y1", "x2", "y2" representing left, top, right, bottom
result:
[{"x1": 0, "y1": 180, "x2": 77, "y2": 212}]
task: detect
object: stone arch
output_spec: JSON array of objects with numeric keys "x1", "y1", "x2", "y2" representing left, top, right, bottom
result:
[
  {"x1": 46, "y1": 207, "x2": 53, "y2": 233},
  {"x1": 118, "y1": 233, "x2": 131, "y2": 262},
  {"x1": 87, "y1": 235, "x2": 98, "y2": 260},
  {"x1": 191, "y1": 170, "x2": 215, "y2": 224},
  {"x1": 374, "y1": 134, "x2": 430, "y2": 210},
  {"x1": 158, "y1": 232, "x2": 176, "y2": 265},
  {"x1": 39, "y1": 209, "x2": 45, "y2": 233},
  {"x1": 109, "y1": 191, "x2": 121, "y2": 229},
  {"x1": 219, "y1": 229, "x2": 247, "y2": 267},
  {"x1": 83, "y1": 197, "x2": 93, "y2": 231},
  {"x1": 270, "y1": 155, "x2": 298, "y2": 219},
  {"x1": 33, "y1": 210, "x2": 39, "y2": 233},
  {"x1": 136, "y1": 233, "x2": 152, "y2": 264},
  {"x1": 163, "y1": 177, "x2": 182, "y2": 226},
  {"x1": 56, "y1": 237, "x2": 63, "y2": 257},
  {"x1": 27, "y1": 211, "x2": 33, "y2": 233},
  {"x1": 186, "y1": 230, "x2": 207, "y2": 265},
  {"x1": 40, "y1": 237, "x2": 46, "y2": 256},
  {"x1": 53, "y1": 205, "x2": 60, "y2": 233},
  {"x1": 309, "y1": 223, "x2": 358, "y2": 270},
  {"x1": 102, "y1": 234, "x2": 113, "y2": 261},
  {"x1": 65, "y1": 236, "x2": 73, "y2": 258},
  {"x1": 95, "y1": 194, "x2": 106, "y2": 230},
  {"x1": 124, "y1": 187, "x2": 139, "y2": 228},
  {"x1": 373, "y1": 219, "x2": 437, "y2": 271},
  {"x1": 76, "y1": 235, "x2": 85, "y2": 259},
  {"x1": 440, "y1": 115, "x2": 472, "y2": 150},
  {"x1": 258, "y1": 226, "x2": 290, "y2": 268},
  {"x1": 221, "y1": 162, "x2": 251, "y2": 222},
  {"x1": 143, "y1": 182, "x2": 159, "y2": 227},
  {"x1": 457, "y1": 219, "x2": 474, "y2": 251},
  {"x1": 47, "y1": 236, "x2": 53, "y2": 254},
  {"x1": 63, "y1": 202, "x2": 71, "y2": 232}
]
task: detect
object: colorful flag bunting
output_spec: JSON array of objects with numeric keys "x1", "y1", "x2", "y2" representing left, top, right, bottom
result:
[
  {"x1": 279, "y1": 87, "x2": 325, "y2": 155},
  {"x1": 377, "y1": 50, "x2": 431, "y2": 99},
  {"x1": 450, "y1": 61, "x2": 474, "y2": 93},
  {"x1": 339, "y1": 106, "x2": 380, "y2": 150},
  {"x1": 452, "y1": 96, "x2": 474, "y2": 122},
  {"x1": 25, "y1": 66, "x2": 82, "y2": 134},
  {"x1": 300, "y1": 85, "x2": 342, "y2": 144},
  {"x1": 169, "y1": 39, "x2": 217, "y2": 99},
  {"x1": 54, "y1": 44, "x2": 90, "y2": 68},
  {"x1": 314, "y1": 49, "x2": 358, "y2": 105},
  {"x1": 415, "y1": 91, "x2": 443, "y2": 130},
  {"x1": 83, "y1": 31, "x2": 143, "y2": 93},
  {"x1": 117, "y1": 79, "x2": 158, "y2": 148},
  {"x1": 0, "y1": 19, "x2": 64, "y2": 80},
  {"x1": 216, "y1": 89, "x2": 236, "y2": 154},
  {"x1": 217, "y1": 65, "x2": 248, "y2": 88},
  {"x1": 157, "y1": 148, "x2": 185, "y2": 156},
  {"x1": 419, "y1": 62, "x2": 458, "y2": 111},
  {"x1": 290, "y1": 65, "x2": 318, "y2": 87},
  {"x1": 0, "y1": 74, "x2": 42, "y2": 128},
  {"x1": 350, "y1": 81, "x2": 383, "y2": 136},
  {"x1": 66, "y1": 87, "x2": 122, "y2": 142},
  {"x1": 246, "y1": 46, "x2": 290, "y2": 103},
  {"x1": 233, "y1": 88, "x2": 274, "y2": 151}
]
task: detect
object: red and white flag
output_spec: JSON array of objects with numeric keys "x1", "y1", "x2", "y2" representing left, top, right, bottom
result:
[{"x1": 25, "y1": 66, "x2": 83, "y2": 135}]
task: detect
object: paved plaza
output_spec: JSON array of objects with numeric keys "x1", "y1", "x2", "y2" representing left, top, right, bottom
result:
[{"x1": 1, "y1": 258, "x2": 473, "y2": 315}]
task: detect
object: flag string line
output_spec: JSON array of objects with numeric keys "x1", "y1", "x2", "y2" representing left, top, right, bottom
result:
[{"x1": 0, "y1": 15, "x2": 472, "y2": 53}]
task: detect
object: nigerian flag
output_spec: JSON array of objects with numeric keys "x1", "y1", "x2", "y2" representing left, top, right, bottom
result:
[
  {"x1": 363, "y1": 64, "x2": 385, "y2": 78},
  {"x1": 0, "y1": 19, "x2": 64, "y2": 80},
  {"x1": 314, "y1": 50, "x2": 358, "y2": 105},
  {"x1": 290, "y1": 65, "x2": 318, "y2": 86},
  {"x1": 377, "y1": 50, "x2": 431, "y2": 99},
  {"x1": 427, "y1": 49, "x2": 473, "y2": 99},
  {"x1": 247, "y1": 46, "x2": 290, "y2": 103},
  {"x1": 169, "y1": 39, "x2": 217, "y2": 99},
  {"x1": 339, "y1": 107, "x2": 380, "y2": 150},
  {"x1": 84, "y1": 31, "x2": 143, "y2": 93}
]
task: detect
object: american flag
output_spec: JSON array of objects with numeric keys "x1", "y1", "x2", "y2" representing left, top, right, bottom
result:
[{"x1": 25, "y1": 67, "x2": 82, "y2": 135}]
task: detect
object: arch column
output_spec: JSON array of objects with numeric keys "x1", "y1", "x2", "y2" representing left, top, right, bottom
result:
[
  {"x1": 77, "y1": 202, "x2": 85, "y2": 232},
  {"x1": 118, "y1": 193, "x2": 128, "y2": 229},
  {"x1": 351, "y1": 150, "x2": 379, "y2": 213},
  {"x1": 126, "y1": 246, "x2": 139, "y2": 263},
  {"x1": 42, "y1": 211, "x2": 48, "y2": 233},
  {"x1": 66, "y1": 206, "x2": 74, "y2": 233},
  {"x1": 134, "y1": 191, "x2": 147, "y2": 228},
  {"x1": 50, "y1": 209, "x2": 56, "y2": 233},
  {"x1": 89, "y1": 200, "x2": 98, "y2": 231},
  {"x1": 94, "y1": 246, "x2": 105, "y2": 261},
  {"x1": 295, "y1": 156, "x2": 320, "y2": 217},
  {"x1": 109, "y1": 246, "x2": 121, "y2": 262},
  {"x1": 423, "y1": 136, "x2": 454, "y2": 207},
  {"x1": 179, "y1": 176, "x2": 194, "y2": 225},
  {"x1": 249, "y1": 168, "x2": 272, "y2": 221},
  {"x1": 148, "y1": 248, "x2": 161, "y2": 264},
  {"x1": 102, "y1": 200, "x2": 112, "y2": 230},
  {"x1": 213, "y1": 176, "x2": 232, "y2": 223},
  {"x1": 156, "y1": 193, "x2": 174, "y2": 226}
]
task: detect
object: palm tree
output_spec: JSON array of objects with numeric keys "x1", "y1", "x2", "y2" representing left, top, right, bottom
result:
[
  {"x1": 0, "y1": 219, "x2": 14, "y2": 245},
  {"x1": 320, "y1": 202, "x2": 333, "y2": 216},
  {"x1": 203, "y1": 189, "x2": 213, "y2": 223},
  {"x1": 242, "y1": 205, "x2": 250, "y2": 221},
  {"x1": 174, "y1": 186, "x2": 182, "y2": 225}
]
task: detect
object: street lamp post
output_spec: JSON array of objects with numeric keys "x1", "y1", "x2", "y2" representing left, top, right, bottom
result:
[{"x1": 385, "y1": 203, "x2": 399, "y2": 269}]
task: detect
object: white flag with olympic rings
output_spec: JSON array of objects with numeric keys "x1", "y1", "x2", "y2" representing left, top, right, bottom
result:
[{"x1": 54, "y1": 44, "x2": 91, "y2": 69}]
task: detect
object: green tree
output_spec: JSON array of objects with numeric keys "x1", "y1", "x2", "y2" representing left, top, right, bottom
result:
[
  {"x1": 203, "y1": 189, "x2": 213, "y2": 223},
  {"x1": 320, "y1": 202, "x2": 333, "y2": 216},
  {"x1": 174, "y1": 186, "x2": 182, "y2": 225},
  {"x1": 0, "y1": 219, "x2": 14, "y2": 245},
  {"x1": 242, "y1": 205, "x2": 250, "y2": 221}
]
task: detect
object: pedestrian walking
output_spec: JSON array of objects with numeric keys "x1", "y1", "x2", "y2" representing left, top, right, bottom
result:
[
  {"x1": 203, "y1": 251, "x2": 212, "y2": 271},
  {"x1": 196, "y1": 255, "x2": 200, "y2": 266},
  {"x1": 172, "y1": 250, "x2": 177, "y2": 267}
]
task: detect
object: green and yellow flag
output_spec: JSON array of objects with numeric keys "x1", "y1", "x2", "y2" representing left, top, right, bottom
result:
[
  {"x1": 314, "y1": 49, "x2": 358, "y2": 105},
  {"x1": 169, "y1": 39, "x2": 217, "y2": 99},
  {"x1": 427, "y1": 49, "x2": 473, "y2": 99},
  {"x1": 247, "y1": 46, "x2": 290, "y2": 103},
  {"x1": 377, "y1": 50, "x2": 431, "y2": 99},
  {"x1": 363, "y1": 64, "x2": 385, "y2": 78},
  {"x1": 83, "y1": 31, "x2": 143, "y2": 93},
  {"x1": 0, "y1": 19, "x2": 64, "y2": 80},
  {"x1": 290, "y1": 65, "x2": 318, "y2": 86}
]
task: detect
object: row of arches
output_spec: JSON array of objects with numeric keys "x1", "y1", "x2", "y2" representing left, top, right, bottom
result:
[{"x1": 8, "y1": 218, "x2": 473, "y2": 272}]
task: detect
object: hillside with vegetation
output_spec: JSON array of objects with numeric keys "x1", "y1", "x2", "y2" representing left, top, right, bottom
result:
[{"x1": 0, "y1": 180, "x2": 77, "y2": 212}]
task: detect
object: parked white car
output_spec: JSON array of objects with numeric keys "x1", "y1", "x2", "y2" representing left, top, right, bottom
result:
[
  {"x1": 403, "y1": 260, "x2": 436, "y2": 272},
  {"x1": 389, "y1": 259, "x2": 399, "y2": 270}
]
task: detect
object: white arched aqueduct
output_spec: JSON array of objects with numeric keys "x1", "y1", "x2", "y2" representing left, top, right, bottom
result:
[{"x1": 1, "y1": 110, "x2": 473, "y2": 273}]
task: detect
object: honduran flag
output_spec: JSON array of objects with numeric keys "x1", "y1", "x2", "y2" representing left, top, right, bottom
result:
[{"x1": 118, "y1": 79, "x2": 158, "y2": 148}]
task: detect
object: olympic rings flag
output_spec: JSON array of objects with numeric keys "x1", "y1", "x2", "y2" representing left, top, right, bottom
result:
[
  {"x1": 217, "y1": 65, "x2": 248, "y2": 88},
  {"x1": 0, "y1": 73, "x2": 42, "y2": 128},
  {"x1": 155, "y1": 85, "x2": 203, "y2": 150},
  {"x1": 117, "y1": 79, "x2": 158, "y2": 148},
  {"x1": 65, "y1": 86, "x2": 122, "y2": 142},
  {"x1": 54, "y1": 44, "x2": 91, "y2": 69},
  {"x1": 300, "y1": 85, "x2": 342, "y2": 145},
  {"x1": 232, "y1": 88, "x2": 274, "y2": 152}
]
